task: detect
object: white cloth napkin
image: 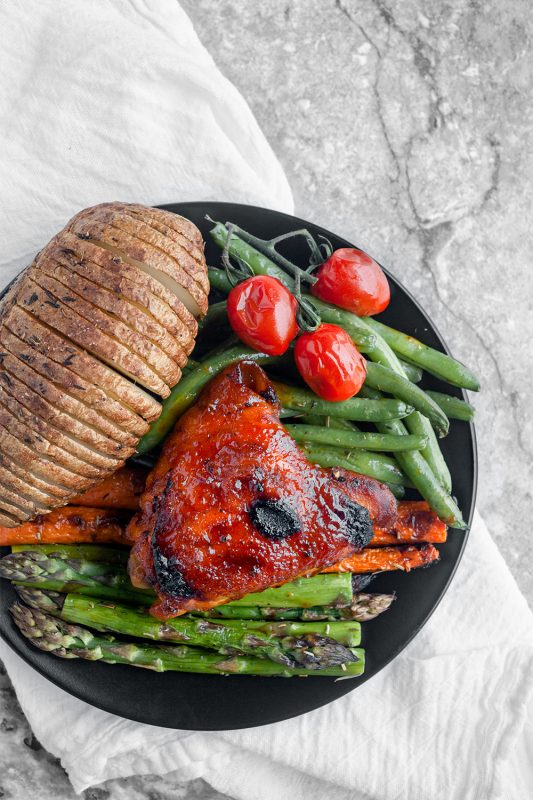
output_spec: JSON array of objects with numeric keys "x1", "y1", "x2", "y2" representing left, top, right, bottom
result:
[
  {"x1": 1, "y1": 514, "x2": 532, "y2": 798},
  {"x1": 0, "y1": 0, "x2": 292, "y2": 284},
  {"x1": 1, "y1": 1, "x2": 532, "y2": 798}
]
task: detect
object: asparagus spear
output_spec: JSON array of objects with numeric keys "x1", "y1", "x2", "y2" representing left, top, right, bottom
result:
[
  {"x1": 225, "y1": 574, "x2": 354, "y2": 608},
  {"x1": 190, "y1": 592, "x2": 394, "y2": 622},
  {"x1": 11, "y1": 543, "x2": 130, "y2": 564},
  {"x1": 16, "y1": 585, "x2": 394, "y2": 624},
  {"x1": 11, "y1": 603, "x2": 365, "y2": 678},
  {"x1": 0, "y1": 552, "x2": 355, "y2": 608},
  {"x1": 15, "y1": 590, "x2": 360, "y2": 669},
  {"x1": 0, "y1": 551, "x2": 151, "y2": 604}
]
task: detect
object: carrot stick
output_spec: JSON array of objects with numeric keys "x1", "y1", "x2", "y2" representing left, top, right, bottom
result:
[
  {"x1": 0, "y1": 507, "x2": 130, "y2": 546},
  {"x1": 323, "y1": 544, "x2": 440, "y2": 574},
  {"x1": 71, "y1": 465, "x2": 148, "y2": 510},
  {"x1": 370, "y1": 501, "x2": 447, "y2": 546}
]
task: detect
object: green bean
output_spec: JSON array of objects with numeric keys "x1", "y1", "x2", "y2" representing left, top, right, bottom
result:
[
  {"x1": 387, "y1": 484, "x2": 405, "y2": 499},
  {"x1": 342, "y1": 349, "x2": 452, "y2": 493},
  {"x1": 398, "y1": 360, "x2": 423, "y2": 383},
  {"x1": 300, "y1": 444, "x2": 409, "y2": 488},
  {"x1": 376, "y1": 419, "x2": 465, "y2": 527},
  {"x1": 299, "y1": 415, "x2": 362, "y2": 432},
  {"x1": 207, "y1": 266, "x2": 233, "y2": 294},
  {"x1": 197, "y1": 300, "x2": 231, "y2": 333},
  {"x1": 286, "y1": 424, "x2": 427, "y2": 452},
  {"x1": 271, "y1": 381, "x2": 413, "y2": 422},
  {"x1": 294, "y1": 428, "x2": 405, "y2": 496},
  {"x1": 403, "y1": 411, "x2": 452, "y2": 493},
  {"x1": 363, "y1": 317, "x2": 480, "y2": 391},
  {"x1": 426, "y1": 391, "x2": 475, "y2": 422},
  {"x1": 279, "y1": 408, "x2": 300, "y2": 419},
  {"x1": 211, "y1": 224, "x2": 289, "y2": 283},
  {"x1": 354, "y1": 356, "x2": 452, "y2": 491},
  {"x1": 301, "y1": 296, "x2": 379, "y2": 353},
  {"x1": 360, "y1": 386, "x2": 452, "y2": 494},
  {"x1": 357, "y1": 385, "x2": 380, "y2": 400},
  {"x1": 364, "y1": 362, "x2": 449, "y2": 437},
  {"x1": 182, "y1": 358, "x2": 200, "y2": 375},
  {"x1": 137, "y1": 345, "x2": 275, "y2": 453}
]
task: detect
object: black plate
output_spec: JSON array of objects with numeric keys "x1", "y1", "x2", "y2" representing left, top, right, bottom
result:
[{"x1": 0, "y1": 202, "x2": 477, "y2": 729}]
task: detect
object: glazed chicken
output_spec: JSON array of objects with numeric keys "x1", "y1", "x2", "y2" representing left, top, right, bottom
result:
[{"x1": 128, "y1": 361, "x2": 397, "y2": 619}]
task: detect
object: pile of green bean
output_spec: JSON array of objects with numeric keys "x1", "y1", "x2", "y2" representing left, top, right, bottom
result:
[{"x1": 137, "y1": 223, "x2": 478, "y2": 529}]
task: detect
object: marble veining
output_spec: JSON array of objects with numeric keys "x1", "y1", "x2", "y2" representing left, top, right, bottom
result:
[{"x1": 2, "y1": 1, "x2": 532, "y2": 797}]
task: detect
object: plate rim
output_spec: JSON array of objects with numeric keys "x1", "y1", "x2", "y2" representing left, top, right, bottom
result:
[{"x1": 0, "y1": 201, "x2": 478, "y2": 729}]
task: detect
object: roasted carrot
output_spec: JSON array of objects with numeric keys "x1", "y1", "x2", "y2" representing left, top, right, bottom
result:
[
  {"x1": 370, "y1": 501, "x2": 447, "y2": 546},
  {"x1": 71, "y1": 465, "x2": 148, "y2": 510},
  {"x1": 323, "y1": 544, "x2": 440, "y2": 574},
  {"x1": 0, "y1": 507, "x2": 130, "y2": 546}
]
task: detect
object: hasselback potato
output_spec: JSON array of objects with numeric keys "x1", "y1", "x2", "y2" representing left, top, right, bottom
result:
[{"x1": 0, "y1": 202, "x2": 209, "y2": 525}]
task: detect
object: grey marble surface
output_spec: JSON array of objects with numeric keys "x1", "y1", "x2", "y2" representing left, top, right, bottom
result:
[{"x1": 1, "y1": 1, "x2": 532, "y2": 798}]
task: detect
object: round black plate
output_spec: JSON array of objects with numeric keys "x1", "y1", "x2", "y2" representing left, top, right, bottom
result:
[{"x1": 0, "y1": 202, "x2": 477, "y2": 730}]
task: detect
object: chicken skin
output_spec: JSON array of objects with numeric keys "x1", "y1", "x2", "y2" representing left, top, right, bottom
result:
[{"x1": 128, "y1": 360, "x2": 397, "y2": 619}]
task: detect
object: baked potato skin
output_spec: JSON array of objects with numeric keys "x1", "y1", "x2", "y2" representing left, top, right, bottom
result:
[{"x1": 0, "y1": 202, "x2": 209, "y2": 526}]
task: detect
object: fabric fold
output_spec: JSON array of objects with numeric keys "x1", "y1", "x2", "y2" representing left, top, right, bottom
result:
[{"x1": 1, "y1": 514, "x2": 532, "y2": 797}]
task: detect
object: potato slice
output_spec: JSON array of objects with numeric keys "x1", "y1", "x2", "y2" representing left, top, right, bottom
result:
[
  {"x1": 0, "y1": 350, "x2": 131, "y2": 461},
  {"x1": 127, "y1": 208, "x2": 207, "y2": 269},
  {"x1": 92, "y1": 233, "x2": 206, "y2": 319},
  {"x1": 29, "y1": 266, "x2": 181, "y2": 389},
  {"x1": 0, "y1": 396, "x2": 113, "y2": 480},
  {"x1": 0, "y1": 326, "x2": 143, "y2": 445},
  {"x1": 0, "y1": 271, "x2": 26, "y2": 319},
  {"x1": 0, "y1": 510, "x2": 20, "y2": 529},
  {"x1": 17, "y1": 278, "x2": 171, "y2": 398},
  {"x1": 43, "y1": 242, "x2": 193, "y2": 359},
  {"x1": 0, "y1": 496, "x2": 32, "y2": 523},
  {"x1": 56, "y1": 232, "x2": 197, "y2": 345},
  {"x1": 66, "y1": 214, "x2": 208, "y2": 317},
  {"x1": 0, "y1": 473, "x2": 48, "y2": 516},
  {"x1": 0, "y1": 449, "x2": 73, "y2": 500},
  {"x1": 0, "y1": 381, "x2": 130, "y2": 475},
  {"x1": 5, "y1": 305, "x2": 161, "y2": 424},
  {"x1": 0, "y1": 462, "x2": 61, "y2": 509},
  {"x1": 83, "y1": 203, "x2": 209, "y2": 296},
  {"x1": 0, "y1": 419, "x2": 92, "y2": 492},
  {"x1": 38, "y1": 249, "x2": 188, "y2": 368},
  {"x1": 125, "y1": 204, "x2": 205, "y2": 251},
  {"x1": 0, "y1": 470, "x2": 41, "y2": 515}
]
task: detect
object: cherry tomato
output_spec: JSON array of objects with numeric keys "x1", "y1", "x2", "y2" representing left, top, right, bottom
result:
[
  {"x1": 311, "y1": 248, "x2": 390, "y2": 316},
  {"x1": 227, "y1": 275, "x2": 299, "y2": 356},
  {"x1": 294, "y1": 323, "x2": 367, "y2": 402}
]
